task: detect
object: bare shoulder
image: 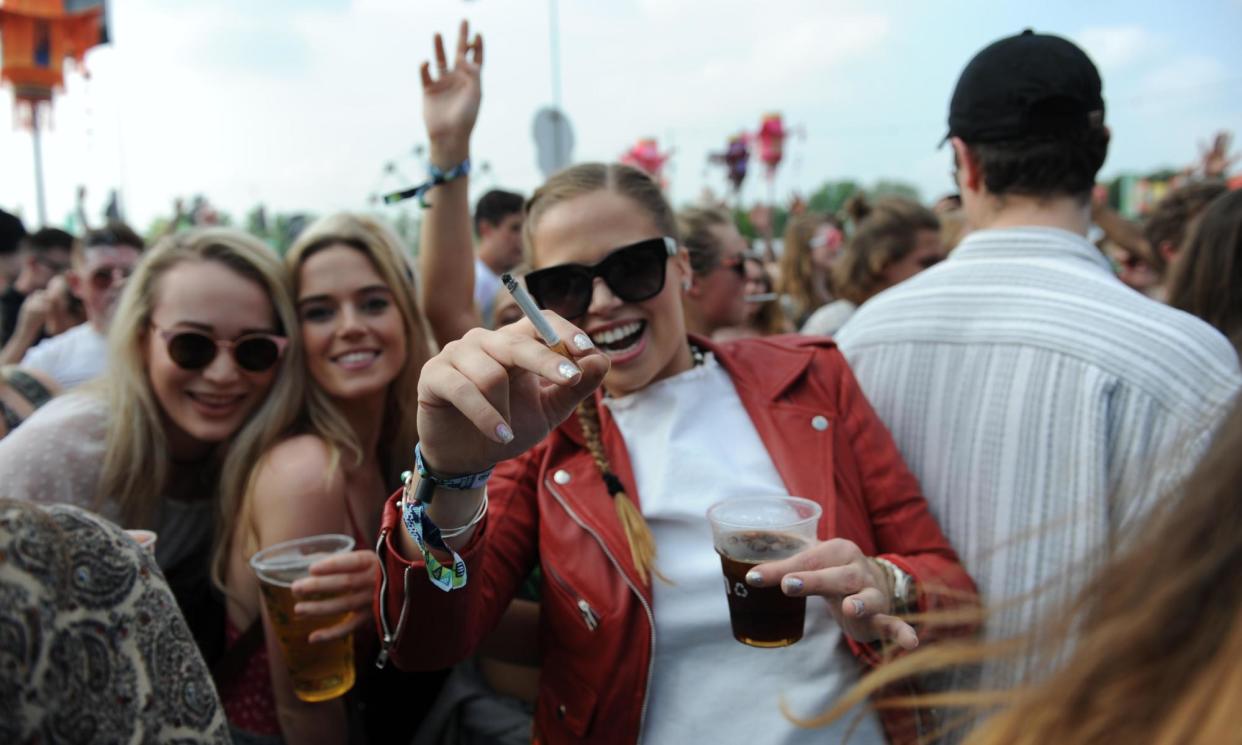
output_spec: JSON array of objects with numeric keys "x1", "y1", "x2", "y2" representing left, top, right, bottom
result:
[{"x1": 250, "y1": 434, "x2": 348, "y2": 519}]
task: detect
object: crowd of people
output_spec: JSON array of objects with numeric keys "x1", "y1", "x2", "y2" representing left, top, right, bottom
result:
[{"x1": 1, "y1": 20, "x2": 1240, "y2": 745}]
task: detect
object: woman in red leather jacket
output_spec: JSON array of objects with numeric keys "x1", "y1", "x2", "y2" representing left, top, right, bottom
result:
[{"x1": 375, "y1": 163, "x2": 976, "y2": 745}]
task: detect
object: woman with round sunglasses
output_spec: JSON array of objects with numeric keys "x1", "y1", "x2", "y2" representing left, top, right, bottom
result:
[
  {"x1": 0, "y1": 227, "x2": 307, "y2": 696},
  {"x1": 210, "y1": 23, "x2": 484, "y2": 745},
  {"x1": 376, "y1": 162, "x2": 976, "y2": 744}
]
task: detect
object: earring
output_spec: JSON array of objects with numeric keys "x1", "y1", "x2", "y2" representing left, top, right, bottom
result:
[{"x1": 682, "y1": 278, "x2": 692, "y2": 291}]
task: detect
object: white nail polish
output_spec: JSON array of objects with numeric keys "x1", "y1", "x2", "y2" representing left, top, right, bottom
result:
[
  {"x1": 573, "y1": 333, "x2": 594, "y2": 350},
  {"x1": 558, "y1": 361, "x2": 581, "y2": 380}
]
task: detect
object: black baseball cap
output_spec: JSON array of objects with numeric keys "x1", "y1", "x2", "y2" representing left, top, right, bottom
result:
[{"x1": 945, "y1": 30, "x2": 1105, "y2": 145}]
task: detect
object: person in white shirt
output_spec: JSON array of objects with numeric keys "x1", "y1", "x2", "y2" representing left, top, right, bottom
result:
[
  {"x1": 834, "y1": 30, "x2": 1242, "y2": 696},
  {"x1": 472, "y1": 189, "x2": 525, "y2": 325},
  {"x1": 21, "y1": 221, "x2": 143, "y2": 389}
]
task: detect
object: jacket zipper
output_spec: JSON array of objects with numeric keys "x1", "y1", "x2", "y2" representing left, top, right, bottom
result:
[
  {"x1": 374, "y1": 527, "x2": 412, "y2": 669},
  {"x1": 545, "y1": 563, "x2": 600, "y2": 631},
  {"x1": 547, "y1": 479, "x2": 655, "y2": 740}
]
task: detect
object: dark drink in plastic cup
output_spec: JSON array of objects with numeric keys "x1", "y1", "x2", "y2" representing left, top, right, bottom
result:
[{"x1": 707, "y1": 497, "x2": 822, "y2": 648}]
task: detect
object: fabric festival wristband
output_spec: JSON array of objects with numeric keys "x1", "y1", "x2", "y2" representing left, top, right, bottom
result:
[
  {"x1": 401, "y1": 496, "x2": 468, "y2": 592},
  {"x1": 413, "y1": 442, "x2": 494, "y2": 491},
  {"x1": 381, "y1": 158, "x2": 472, "y2": 207}
]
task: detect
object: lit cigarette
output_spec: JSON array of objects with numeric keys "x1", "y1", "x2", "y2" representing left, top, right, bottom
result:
[
  {"x1": 501, "y1": 273, "x2": 569, "y2": 356},
  {"x1": 745, "y1": 292, "x2": 778, "y2": 303}
]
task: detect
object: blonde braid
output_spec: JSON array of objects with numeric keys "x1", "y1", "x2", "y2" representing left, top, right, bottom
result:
[{"x1": 575, "y1": 398, "x2": 666, "y2": 585}]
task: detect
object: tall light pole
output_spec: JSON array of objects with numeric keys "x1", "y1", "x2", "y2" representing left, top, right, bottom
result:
[{"x1": 548, "y1": 0, "x2": 563, "y2": 163}]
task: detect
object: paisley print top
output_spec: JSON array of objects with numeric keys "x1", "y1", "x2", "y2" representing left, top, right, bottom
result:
[{"x1": 0, "y1": 501, "x2": 231, "y2": 744}]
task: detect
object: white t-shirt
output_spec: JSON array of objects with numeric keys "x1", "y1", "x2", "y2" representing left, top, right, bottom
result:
[
  {"x1": 474, "y1": 257, "x2": 502, "y2": 325},
  {"x1": 20, "y1": 322, "x2": 109, "y2": 389},
  {"x1": 604, "y1": 353, "x2": 884, "y2": 745},
  {"x1": 801, "y1": 299, "x2": 857, "y2": 337}
]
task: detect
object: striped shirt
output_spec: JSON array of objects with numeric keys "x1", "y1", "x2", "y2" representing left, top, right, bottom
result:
[{"x1": 834, "y1": 227, "x2": 1241, "y2": 687}]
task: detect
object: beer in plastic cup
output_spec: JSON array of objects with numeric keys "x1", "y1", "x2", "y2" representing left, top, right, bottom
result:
[
  {"x1": 707, "y1": 496, "x2": 822, "y2": 648},
  {"x1": 250, "y1": 534, "x2": 357, "y2": 702}
]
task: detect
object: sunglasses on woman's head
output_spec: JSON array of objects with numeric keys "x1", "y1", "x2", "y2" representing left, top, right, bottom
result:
[
  {"x1": 153, "y1": 325, "x2": 288, "y2": 373},
  {"x1": 524, "y1": 236, "x2": 677, "y2": 319}
]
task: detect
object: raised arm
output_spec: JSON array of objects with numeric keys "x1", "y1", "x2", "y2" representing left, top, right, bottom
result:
[{"x1": 419, "y1": 21, "x2": 486, "y2": 348}]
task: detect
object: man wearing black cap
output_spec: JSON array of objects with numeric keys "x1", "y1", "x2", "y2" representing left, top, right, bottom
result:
[{"x1": 834, "y1": 31, "x2": 1241, "y2": 693}]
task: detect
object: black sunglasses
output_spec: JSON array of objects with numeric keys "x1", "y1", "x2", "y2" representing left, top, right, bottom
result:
[
  {"x1": 153, "y1": 325, "x2": 288, "y2": 373},
  {"x1": 525, "y1": 236, "x2": 677, "y2": 319}
]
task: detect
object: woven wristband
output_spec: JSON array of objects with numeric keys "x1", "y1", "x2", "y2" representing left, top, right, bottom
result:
[{"x1": 400, "y1": 472, "x2": 468, "y2": 592}]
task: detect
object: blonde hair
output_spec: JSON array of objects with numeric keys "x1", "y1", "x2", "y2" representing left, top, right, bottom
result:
[
  {"x1": 522, "y1": 162, "x2": 680, "y2": 266},
  {"x1": 522, "y1": 162, "x2": 681, "y2": 584},
  {"x1": 676, "y1": 205, "x2": 733, "y2": 275},
  {"x1": 98, "y1": 228, "x2": 304, "y2": 587},
  {"x1": 776, "y1": 211, "x2": 834, "y2": 325},
  {"x1": 832, "y1": 195, "x2": 939, "y2": 305},
  {"x1": 802, "y1": 397, "x2": 1242, "y2": 745},
  {"x1": 284, "y1": 213, "x2": 434, "y2": 489}
]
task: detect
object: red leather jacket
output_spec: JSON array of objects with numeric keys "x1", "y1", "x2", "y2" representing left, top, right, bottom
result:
[{"x1": 376, "y1": 335, "x2": 976, "y2": 744}]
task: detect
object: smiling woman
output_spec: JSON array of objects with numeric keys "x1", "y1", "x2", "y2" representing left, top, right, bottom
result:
[
  {"x1": 378, "y1": 161, "x2": 978, "y2": 745},
  {"x1": 211, "y1": 21, "x2": 488, "y2": 745},
  {"x1": 0, "y1": 227, "x2": 306, "y2": 691}
]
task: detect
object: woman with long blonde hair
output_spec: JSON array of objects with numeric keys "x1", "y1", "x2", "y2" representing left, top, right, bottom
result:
[
  {"x1": 215, "y1": 22, "x2": 483, "y2": 745},
  {"x1": 802, "y1": 396, "x2": 1242, "y2": 744},
  {"x1": 0, "y1": 226, "x2": 304, "y2": 675}
]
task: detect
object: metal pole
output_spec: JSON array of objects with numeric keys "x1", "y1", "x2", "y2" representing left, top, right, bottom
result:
[
  {"x1": 31, "y1": 105, "x2": 48, "y2": 225},
  {"x1": 548, "y1": 0, "x2": 562, "y2": 161}
]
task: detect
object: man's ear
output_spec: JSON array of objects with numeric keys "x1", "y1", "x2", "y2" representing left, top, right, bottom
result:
[
  {"x1": 477, "y1": 220, "x2": 495, "y2": 241},
  {"x1": 951, "y1": 137, "x2": 983, "y2": 194}
]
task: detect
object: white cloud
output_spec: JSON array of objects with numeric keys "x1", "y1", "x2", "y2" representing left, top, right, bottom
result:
[{"x1": 1074, "y1": 26, "x2": 1164, "y2": 73}]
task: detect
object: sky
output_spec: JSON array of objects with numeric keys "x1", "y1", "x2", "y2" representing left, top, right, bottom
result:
[{"x1": 2, "y1": 0, "x2": 1241, "y2": 232}]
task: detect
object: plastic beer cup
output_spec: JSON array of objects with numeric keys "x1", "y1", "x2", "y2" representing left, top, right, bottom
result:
[{"x1": 250, "y1": 534, "x2": 357, "y2": 702}]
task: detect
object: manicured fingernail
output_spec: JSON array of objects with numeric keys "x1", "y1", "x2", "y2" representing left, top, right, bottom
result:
[
  {"x1": 558, "y1": 361, "x2": 582, "y2": 380},
  {"x1": 782, "y1": 577, "x2": 804, "y2": 594},
  {"x1": 496, "y1": 422, "x2": 514, "y2": 443},
  {"x1": 745, "y1": 570, "x2": 763, "y2": 586},
  {"x1": 573, "y1": 333, "x2": 594, "y2": 350},
  {"x1": 294, "y1": 603, "x2": 307, "y2": 614},
  {"x1": 852, "y1": 598, "x2": 866, "y2": 617}
]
